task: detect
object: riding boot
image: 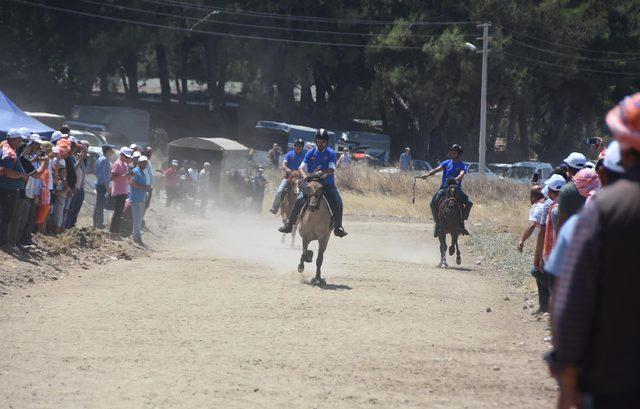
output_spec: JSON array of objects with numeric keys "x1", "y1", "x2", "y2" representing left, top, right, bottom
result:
[
  {"x1": 459, "y1": 220, "x2": 470, "y2": 236},
  {"x1": 279, "y1": 195, "x2": 305, "y2": 233},
  {"x1": 269, "y1": 190, "x2": 284, "y2": 214},
  {"x1": 325, "y1": 186, "x2": 347, "y2": 237}
]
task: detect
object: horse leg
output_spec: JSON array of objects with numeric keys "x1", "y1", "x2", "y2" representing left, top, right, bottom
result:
[
  {"x1": 313, "y1": 237, "x2": 328, "y2": 286},
  {"x1": 281, "y1": 233, "x2": 286, "y2": 245},
  {"x1": 454, "y1": 234, "x2": 462, "y2": 265},
  {"x1": 438, "y1": 234, "x2": 448, "y2": 268},
  {"x1": 290, "y1": 225, "x2": 297, "y2": 248},
  {"x1": 298, "y1": 237, "x2": 310, "y2": 273}
]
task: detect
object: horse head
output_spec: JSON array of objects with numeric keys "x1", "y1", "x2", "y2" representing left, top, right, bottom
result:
[{"x1": 307, "y1": 180, "x2": 324, "y2": 211}]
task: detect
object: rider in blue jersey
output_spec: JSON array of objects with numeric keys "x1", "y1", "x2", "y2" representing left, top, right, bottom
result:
[
  {"x1": 421, "y1": 144, "x2": 473, "y2": 236},
  {"x1": 278, "y1": 129, "x2": 347, "y2": 238},
  {"x1": 269, "y1": 138, "x2": 306, "y2": 214}
]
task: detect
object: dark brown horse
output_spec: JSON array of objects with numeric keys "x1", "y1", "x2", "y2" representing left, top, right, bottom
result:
[
  {"x1": 280, "y1": 176, "x2": 300, "y2": 247},
  {"x1": 297, "y1": 179, "x2": 332, "y2": 286},
  {"x1": 436, "y1": 180, "x2": 464, "y2": 268}
]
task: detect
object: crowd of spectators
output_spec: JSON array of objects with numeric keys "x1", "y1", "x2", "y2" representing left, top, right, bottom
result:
[
  {"x1": 516, "y1": 93, "x2": 640, "y2": 407},
  {"x1": 0, "y1": 126, "x2": 155, "y2": 248}
]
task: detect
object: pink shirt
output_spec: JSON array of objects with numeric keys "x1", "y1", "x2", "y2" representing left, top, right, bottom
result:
[{"x1": 110, "y1": 158, "x2": 130, "y2": 196}]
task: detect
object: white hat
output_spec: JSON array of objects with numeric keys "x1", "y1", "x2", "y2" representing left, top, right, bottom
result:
[
  {"x1": 545, "y1": 174, "x2": 567, "y2": 192},
  {"x1": 51, "y1": 131, "x2": 64, "y2": 142},
  {"x1": 133, "y1": 151, "x2": 142, "y2": 158},
  {"x1": 18, "y1": 127, "x2": 30, "y2": 138},
  {"x1": 603, "y1": 141, "x2": 624, "y2": 174},
  {"x1": 29, "y1": 134, "x2": 42, "y2": 144},
  {"x1": 6, "y1": 128, "x2": 21, "y2": 139},
  {"x1": 138, "y1": 155, "x2": 148, "y2": 162},
  {"x1": 171, "y1": 159, "x2": 179, "y2": 166},
  {"x1": 585, "y1": 161, "x2": 595, "y2": 169},
  {"x1": 120, "y1": 147, "x2": 134, "y2": 158},
  {"x1": 564, "y1": 152, "x2": 587, "y2": 169},
  {"x1": 130, "y1": 143, "x2": 138, "y2": 150}
]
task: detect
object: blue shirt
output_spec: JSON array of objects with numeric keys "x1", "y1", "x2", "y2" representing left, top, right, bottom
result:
[
  {"x1": 399, "y1": 152, "x2": 412, "y2": 170},
  {"x1": 94, "y1": 155, "x2": 111, "y2": 189},
  {"x1": 283, "y1": 149, "x2": 306, "y2": 171},
  {"x1": 302, "y1": 147, "x2": 337, "y2": 186},
  {"x1": 439, "y1": 159, "x2": 468, "y2": 188},
  {"x1": 129, "y1": 167, "x2": 147, "y2": 203},
  {"x1": 0, "y1": 152, "x2": 25, "y2": 190}
]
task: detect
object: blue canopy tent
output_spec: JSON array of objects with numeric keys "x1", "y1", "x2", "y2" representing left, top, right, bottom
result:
[{"x1": 0, "y1": 91, "x2": 54, "y2": 140}]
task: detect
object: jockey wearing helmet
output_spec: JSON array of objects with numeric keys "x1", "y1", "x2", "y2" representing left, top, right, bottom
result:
[
  {"x1": 278, "y1": 129, "x2": 347, "y2": 238},
  {"x1": 421, "y1": 144, "x2": 473, "y2": 236},
  {"x1": 269, "y1": 138, "x2": 306, "y2": 214}
]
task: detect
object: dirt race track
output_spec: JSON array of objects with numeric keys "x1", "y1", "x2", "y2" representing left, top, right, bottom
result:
[{"x1": 0, "y1": 213, "x2": 555, "y2": 408}]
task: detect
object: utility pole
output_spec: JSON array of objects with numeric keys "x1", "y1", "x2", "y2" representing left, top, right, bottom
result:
[{"x1": 478, "y1": 23, "x2": 490, "y2": 175}]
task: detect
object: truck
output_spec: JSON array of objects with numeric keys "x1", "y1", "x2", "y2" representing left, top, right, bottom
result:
[{"x1": 66, "y1": 105, "x2": 150, "y2": 147}]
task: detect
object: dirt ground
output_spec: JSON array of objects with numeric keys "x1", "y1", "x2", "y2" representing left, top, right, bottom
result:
[{"x1": 0, "y1": 211, "x2": 556, "y2": 408}]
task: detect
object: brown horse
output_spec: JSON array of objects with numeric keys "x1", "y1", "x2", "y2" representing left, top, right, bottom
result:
[
  {"x1": 280, "y1": 176, "x2": 299, "y2": 247},
  {"x1": 297, "y1": 179, "x2": 333, "y2": 286},
  {"x1": 436, "y1": 180, "x2": 464, "y2": 268}
]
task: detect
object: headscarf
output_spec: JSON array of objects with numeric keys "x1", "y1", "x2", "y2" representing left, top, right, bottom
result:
[{"x1": 573, "y1": 168, "x2": 601, "y2": 205}]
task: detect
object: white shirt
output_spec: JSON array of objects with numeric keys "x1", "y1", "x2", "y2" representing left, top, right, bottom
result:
[{"x1": 188, "y1": 168, "x2": 198, "y2": 182}]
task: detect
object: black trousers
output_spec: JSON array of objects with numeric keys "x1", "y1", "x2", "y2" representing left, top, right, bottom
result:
[
  {"x1": 531, "y1": 268, "x2": 551, "y2": 313},
  {"x1": 0, "y1": 189, "x2": 18, "y2": 245},
  {"x1": 109, "y1": 194, "x2": 127, "y2": 234},
  {"x1": 20, "y1": 197, "x2": 37, "y2": 243}
]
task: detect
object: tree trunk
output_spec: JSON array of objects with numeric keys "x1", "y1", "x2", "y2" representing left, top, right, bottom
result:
[
  {"x1": 99, "y1": 68, "x2": 109, "y2": 97},
  {"x1": 122, "y1": 53, "x2": 139, "y2": 101},
  {"x1": 178, "y1": 40, "x2": 190, "y2": 105},
  {"x1": 505, "y1": 102, "x2": 518, "y2": 162},
  {"x1": 487, "y1": 94, "x2": 505, "y2": 161},
  {"x1": 155, "y1": 43, "x2": 171, "y2": 105},
  {"x1": 518, "y1": 103, "x2": 529, "y2": 160},
  {"x1": 205, "y1": 37, "x2": 218, "y2": 110},
  {"x1": 119, "y1": 65, "x2": 129, "y2": 95}
]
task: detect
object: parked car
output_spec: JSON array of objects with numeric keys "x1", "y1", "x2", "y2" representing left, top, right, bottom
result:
[
  {"x1": 465, "y1": 162, "x2": 499, "y2": 178},
  {"x1": 94, "y1": 131, "x2": 132, "y2": 149},
  {"x1": 506, "y1": 161, "x2": 553, "y2": 184},
  {"x1": 488, "y1": 163, "x2": 512, "y2": 177}
]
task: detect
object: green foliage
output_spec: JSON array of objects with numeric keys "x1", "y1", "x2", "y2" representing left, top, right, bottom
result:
[{"x1": 0, "y1": 0, "x2": 638, "y2": 163}]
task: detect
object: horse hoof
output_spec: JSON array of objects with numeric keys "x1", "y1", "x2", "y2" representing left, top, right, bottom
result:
[
  {"x1": 310, "y1": 278, "x2": 326, "y2": 286},
  {"x1": 448, "y1": 245, "x2": 455, "y2": 256},
  {"x1": 439, "y1": 261, "x2": 448, "y2": 269},
  {"x1": 456, "y1": 255, "x2": 462, "y2": 265}
]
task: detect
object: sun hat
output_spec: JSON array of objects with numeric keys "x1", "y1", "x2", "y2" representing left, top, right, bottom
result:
[
  {"x1": 120, "y1": 147, "x2": 134, "y2": 158},
  {"x1": 171, "y1": 159, "x2": 179, "y2": 166},
  {"x1": 133, "y1": 151, "x2": 142, "y2": 158},
  {"x1": 18, "y1": 127, "x2": 31, "y2": 139},
  {"x1": 603, "y1": 141, "x2": 624, "y2": 173},
  {"x1": 138, "y1": 155, "x2": 148, "y2": 162},
  {"x1": 51, "y1": 131, "x2": 64, "y2": 143},
  {"x1": 542, "y1": 174, "x2": 567, "y2": 198},
  {"x1": 6, "y1": 128, "x2": 22, "y2": 139},
  {"x1": 606, "y1": 92, "x2": 640, "y2": 151},
  {"x1": 563, "y1": 152, "x2": 587, "y2": 170},
  {"x1": 573, "y1": 168, "x2": 601, "y2": 198},
  {"x1": 130, "y1": 143, "x2": 138, "y2": 150}
]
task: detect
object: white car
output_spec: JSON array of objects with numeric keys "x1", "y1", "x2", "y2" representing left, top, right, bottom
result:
[{"x1": 506, "y1": 161, "x2": 554, "y2": 184}]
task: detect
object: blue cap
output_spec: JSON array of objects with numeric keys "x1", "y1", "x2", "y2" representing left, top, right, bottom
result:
[{"x1": 6, "y1": 128, "x2": 21, "y2": 139}]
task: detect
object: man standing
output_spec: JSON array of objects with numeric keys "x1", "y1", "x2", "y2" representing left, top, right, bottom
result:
[
  {"x1": 198, "y1": 162, "x2": 212, "y2": 213},
  {"x1": 65, "y1": 140, "x2": 89, "y2": 228},
  {"x1": 143, "y1": 146, "x2": 154, "y2": 211},
  {"x1": 269, "y1": 138, "x2": 305, "y2": 214},
  {"x1": 268, "y1": 143, "x2": 283, "y2": 169},
  {"x1": 252, "y1": 166, "x2": 267, "y2": 213},
  {"x1": 399, "y1": 147, "x2": 413, "y2": 171},
  {"x1": 109, "y1": 147, "x2": 133, "y2": 238},
  {"x1": 164, "y1": 160, "x2": 179, "y2": 207},
  {"x1": 0, "y1": 129, "x2": 29, "y2": 246},
  {"x1": 422, "y1": 144, "x2": 472, "y2": 236},
  {"x1": 556, "y1": 152, "x2": 587, "y2": 230},
  {"x1": 550, "y1": 93, "x2": 640, "y2": 408},
  {"x1": 94, "y1": 144, "x2": 114, "y2": 229},
  {"x1": 129, "y1": 155, "x2": 150, "y2": 246}
]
